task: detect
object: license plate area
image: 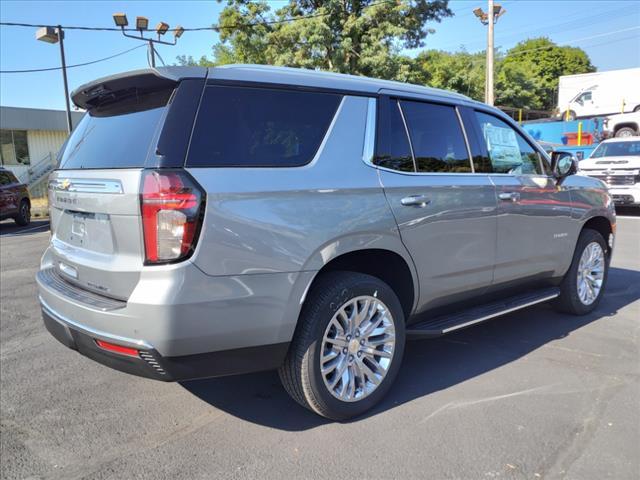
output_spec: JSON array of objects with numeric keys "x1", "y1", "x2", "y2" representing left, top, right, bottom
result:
[{"x1": 59, "y1": 211, "x2": 115, "y2": 254}]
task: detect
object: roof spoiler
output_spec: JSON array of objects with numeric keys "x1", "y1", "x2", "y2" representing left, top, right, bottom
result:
[{"x1": 71, "y1": 67, "x2": 207, "y2": 110}]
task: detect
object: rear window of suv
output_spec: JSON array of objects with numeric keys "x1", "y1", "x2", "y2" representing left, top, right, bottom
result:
[
  {"x1": 59, "y1": 89, "x2": 171, "y2": 170},
  {"x1": 186, "y1": 86, "x2": 342, "y2": 167}
]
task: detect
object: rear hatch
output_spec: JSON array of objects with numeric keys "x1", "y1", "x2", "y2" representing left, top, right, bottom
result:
[{"x1": 48, "y1": 69, "x2": 205, "y2": 300}]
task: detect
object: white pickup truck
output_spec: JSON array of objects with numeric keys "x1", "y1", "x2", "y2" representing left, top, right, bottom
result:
[
  {"x1": 602, "y1": 112, "x2": 640, "y2": 138},
  {"x1": 580, "y1": 137, "x2": 640, "y2": 207}
]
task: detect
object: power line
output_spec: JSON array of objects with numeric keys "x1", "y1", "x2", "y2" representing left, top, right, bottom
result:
[
  {"x1": 0, "y1": 44, "x2": 145, "y2": 73},
  {"x1": 0, "y1": 1, "x2": 412, "y2": 33}
]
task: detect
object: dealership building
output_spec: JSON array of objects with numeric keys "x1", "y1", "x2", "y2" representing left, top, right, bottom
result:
[{"x1": 0, "y1": 106, "x2": 83, "y2": 196}]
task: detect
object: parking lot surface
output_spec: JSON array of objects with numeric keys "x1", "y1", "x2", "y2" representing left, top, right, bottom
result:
[{"x1": 1, "y1": 215, "x2": 639, "y2": 480}]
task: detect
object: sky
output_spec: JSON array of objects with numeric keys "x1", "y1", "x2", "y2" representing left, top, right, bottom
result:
[{"x1": 1, "y1": 0, "x2": 639, "y2": 110}]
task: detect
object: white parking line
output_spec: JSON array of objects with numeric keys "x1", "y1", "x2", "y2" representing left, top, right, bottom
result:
[{"x1": 0, "y1": 223, "x2": 50, "y2": 237}]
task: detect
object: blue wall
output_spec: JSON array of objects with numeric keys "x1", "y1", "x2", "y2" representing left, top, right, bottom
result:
[{"x1": 523, "y1": 118, "x2": 604, "y2": 146}]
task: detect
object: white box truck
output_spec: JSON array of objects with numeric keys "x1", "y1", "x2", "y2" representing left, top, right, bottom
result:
[{"x1": 558, "y1": 67, "x2": 640, "y2": 120}]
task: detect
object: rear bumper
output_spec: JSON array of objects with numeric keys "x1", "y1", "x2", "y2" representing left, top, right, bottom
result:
[
  {"x1": 41, "y1": 298, "x2": 289, "y2": 381},
  {"x1": 36, "y1": 249, "x2": 313, "y2": 381}
]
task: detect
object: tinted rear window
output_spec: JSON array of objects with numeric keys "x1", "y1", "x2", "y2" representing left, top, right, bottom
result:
[
  {"x1": 400, "y1": 101, "x2": 471, "y2": 173},
  {"x1": 59, "y1": 90, "x2": 170, "y2": 170},
  {"x1": 186, "y1": 86, "x2": 342, "y2": 167}
]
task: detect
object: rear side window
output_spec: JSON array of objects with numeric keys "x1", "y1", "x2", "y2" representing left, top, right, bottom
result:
[
  {"x1": 59, "y1": 89, "x2": 171, "y2": 170},
  {"x1": 186, "y1": 86, "x2": 342, "y2": 167},
  {"x1": 374, "y1": 100, "x2": 414, "y2": 172},
  {"x1": 400, "y1": 101, "x2": 472, "y2": 173}
]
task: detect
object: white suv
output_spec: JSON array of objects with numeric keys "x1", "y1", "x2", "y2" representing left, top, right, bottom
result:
[{"x1": 580, "y1": 137, "x2": 640, "y2": 207}]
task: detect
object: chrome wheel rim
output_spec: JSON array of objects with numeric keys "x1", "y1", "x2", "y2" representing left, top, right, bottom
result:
[
  {"x1": 577, "y1": 242, "x2": 605, "y2": 305},
  {"x1": 320, "y1": 295, "x2": 396, "y2": 402}
]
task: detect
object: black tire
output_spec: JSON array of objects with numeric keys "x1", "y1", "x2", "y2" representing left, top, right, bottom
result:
[
  {"x1": 14, "y1": 199, "x2": 30, "y2": 226},
  {"x1": 279, "y1": 271, "x2": 406, "y2": 421},
  {"x1": 614, "y1": 126, "x2": 637, "y2": 138},
  {"x1": 633, "y1": 105, "x2": 640, "y2": 112},
  {"x1": 554, "y1": 228, "x2": 609, "y2": 315}
]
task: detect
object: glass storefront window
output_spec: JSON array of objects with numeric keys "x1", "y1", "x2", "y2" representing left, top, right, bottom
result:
[{"x1": 0, "y1": 130, "x2": 30, "y2": 165}]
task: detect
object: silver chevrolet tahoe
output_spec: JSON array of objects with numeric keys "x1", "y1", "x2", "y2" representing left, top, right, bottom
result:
[{"x1": 38, "y1": 65, "x2": 616, "y2": 420}]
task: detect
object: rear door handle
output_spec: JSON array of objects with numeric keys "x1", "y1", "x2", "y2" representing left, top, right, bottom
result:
[
  {"x1": 401, "y1": 195, "x2": 431, "y2": 207},
  {"x1": 498, "y1": 192, "x2": 520, "y2": 202}
]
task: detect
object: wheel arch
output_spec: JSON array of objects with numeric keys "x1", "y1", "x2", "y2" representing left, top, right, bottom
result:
[
  {"x1": 581, "y1": 215, "x2": 614, "y2": 256},
  {"x1": 613, "y1": 122, "x2": 639, "y2": 135},
  {"x1": 312, "y1": 248, "x2": 417, "y2": 321}
]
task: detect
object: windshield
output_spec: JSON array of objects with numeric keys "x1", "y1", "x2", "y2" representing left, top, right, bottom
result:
[
  {"x1": 590, "y1": 141, "x2": 640, "y2": 158},
  {"x1": 59, "y1": 89, "x2": 171, "y2": 170}
]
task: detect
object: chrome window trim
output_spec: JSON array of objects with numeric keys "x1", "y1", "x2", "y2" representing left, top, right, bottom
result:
[
  {"x1": 455, "y1": 106, "x2": 475, "y2": 174},
  {"x1": 362, "y1": 97, "x2": 377, "y2": 164},
  {"x1": 396, "y1": 100, "x2": 418, "y2": 172}
]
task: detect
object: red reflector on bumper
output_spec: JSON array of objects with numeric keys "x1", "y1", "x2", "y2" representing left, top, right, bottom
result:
[{"x1": 95, "y1": 340, "x2": 139, "y2": 357}]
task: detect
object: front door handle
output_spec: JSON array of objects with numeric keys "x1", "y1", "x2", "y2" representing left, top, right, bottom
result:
[
  {"x1": 401, "y1": 195, "x2": 431, "y2": 207},
  {"x1": 498, "y1": 192, "x2": 520, "y2": 202}
]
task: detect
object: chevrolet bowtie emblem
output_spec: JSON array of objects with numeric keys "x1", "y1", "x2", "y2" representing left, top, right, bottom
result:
[{"x1": 60, "y1": 179, "x2": 71, "y2": 190}]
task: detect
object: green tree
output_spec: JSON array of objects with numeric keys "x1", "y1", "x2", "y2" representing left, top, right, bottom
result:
[
  {"x1": 413, "y1": 48, "x2": 485, "y2": 100},
  {"x1": 500, "y1": 37, "x2": 595, "y2": 110},
  {"x1": 412, "y1": 38, "x2": 594, "y2": 110},
  {"x1": 180, "y1": 0, "x2": 453, "y2": 80}
]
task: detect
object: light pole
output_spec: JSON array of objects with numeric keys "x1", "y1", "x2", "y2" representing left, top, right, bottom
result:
[
  {"x1": 36, "y1": 26, "x2": 72, "y2": 133},
  {"x1": 474, "y1": 2, "x2": 506, "y2": 106},
  {"x1": 112, "y1": 13, "x2": 184, "y2": 68}
]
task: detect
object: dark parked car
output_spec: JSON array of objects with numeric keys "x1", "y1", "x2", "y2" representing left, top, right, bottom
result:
[{"x1": 0, "y1": 167, "x2": 31, "y2": 226}]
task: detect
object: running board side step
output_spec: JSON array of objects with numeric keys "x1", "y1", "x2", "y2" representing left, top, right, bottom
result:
[{"x1": 406, "y1": 287, "x2": 560, "y2": 338}]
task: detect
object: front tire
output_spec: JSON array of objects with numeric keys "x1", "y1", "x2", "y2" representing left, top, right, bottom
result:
[
  {"x1": 554, "y1": 228, "x2": 609, "y2": 315},
  {"x1": 279, "y1": 271, "x2": 405, "y2": 421},
  {"x1": 14, "y1": 200, "x2": 30, "y2": 226}
]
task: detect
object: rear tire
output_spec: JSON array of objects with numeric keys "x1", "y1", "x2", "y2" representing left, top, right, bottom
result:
[
  {"x1": 614, "y1": 126, "x2": 637, "y2": 138},
  {"x1": 564, "y1": 110, "x2": 577, "y2": 121},
  {"x1": 554, "y1": 228, "x2": 609, "y2": 315},
  {"x1": 14, "y1": 200, "x2": 30, "y2": 226},
  {"x1": 279, "y1": 271, "x2": 405, "y2": 421}
]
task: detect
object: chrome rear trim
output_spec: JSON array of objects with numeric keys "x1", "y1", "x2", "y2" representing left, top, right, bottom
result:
[
  {"x1": 49, "y1": 178, "x2": 124, "y2": 194},
  {"x1": 37, "y1": 268, "x2": 126, "y2": 311}
]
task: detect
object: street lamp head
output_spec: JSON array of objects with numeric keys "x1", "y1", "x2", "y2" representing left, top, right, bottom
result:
[
  {"x1": 136, "y1": 16, "x2": 149, "y2": 31},
  {"x1": 112, "y1": 13, "x2": 128, "y2": 27},
  {"x1": 173, "y1": 26, "x2": 185, "y2": 39},
  {"x1": 493, "y1": 4, "x2": 503, "y2": 15},
  {"x1": 35, "y1": 26, "x2": 60, "y2": 44},
  {"x1": 473, "y1": 7, "x2": 485, "y2": 18},
  {"x1": 156, "y1": 22, "x2": 170, "y2": 35}
]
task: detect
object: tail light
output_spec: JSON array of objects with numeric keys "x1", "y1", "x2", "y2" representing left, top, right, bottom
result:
[{"x1": 141, "y1": 170, "x2": 205, "y2": 264}]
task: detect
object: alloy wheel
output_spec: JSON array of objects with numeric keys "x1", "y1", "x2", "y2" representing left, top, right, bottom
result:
[
  {"x1": 576, "y1": 241, "x2": 605, "y2": 305},
  {"x1": 320, "y1": 295, "x2": 396, "y2": 402}
]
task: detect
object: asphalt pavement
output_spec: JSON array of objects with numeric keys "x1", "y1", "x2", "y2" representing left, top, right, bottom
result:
[{"x1": 1, "y1": 214, "x2": 638, "y2": 480}]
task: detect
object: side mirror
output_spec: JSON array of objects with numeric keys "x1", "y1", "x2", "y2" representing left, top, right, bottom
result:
[{"x1": 550, "y1": 151, "x2": 578, "y2": 184}]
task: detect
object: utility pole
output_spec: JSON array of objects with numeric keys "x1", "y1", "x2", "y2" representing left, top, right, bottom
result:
[
  {"x1": 474, "y1": 2, "x2": 506, "y2": 106},
  {"x1": 57, "y1": 27, "x2": 73, "y2": 133},
  {"x1": 36, "y1": 26, "x2": 73, "y2": 133},
  {"x1": 486, "y1": 0, "x2": 495, "y2": 106}
]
